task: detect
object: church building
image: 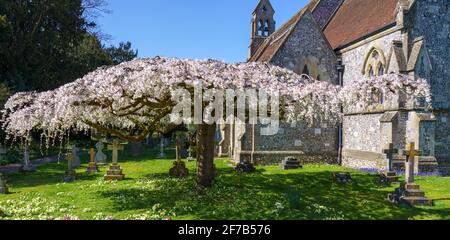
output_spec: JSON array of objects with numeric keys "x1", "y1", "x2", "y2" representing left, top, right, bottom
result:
[{"x1": 219, "y1": 0, "x2": 450, "y2": 174}]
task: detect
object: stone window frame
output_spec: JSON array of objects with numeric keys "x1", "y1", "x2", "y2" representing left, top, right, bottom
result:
[
  {"x1": 294, "y1": 56, "x2": 329, "y2": 81},
  {"x1": 362, "y1": 47, "x2": 387, "y2": 77},
  {"x1": 363, "y1": 47, "x2": 387, "y2": 104}
]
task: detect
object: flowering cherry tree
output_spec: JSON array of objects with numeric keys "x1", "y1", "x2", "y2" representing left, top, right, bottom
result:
[{"x1": 1, "y1": 57, "x2": 431, "y2": 188}]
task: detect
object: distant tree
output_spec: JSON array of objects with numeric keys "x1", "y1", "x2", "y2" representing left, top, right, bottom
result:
[
  {"x1": 0, "y1": 0, "x2": 134, "y2": 93},
  {"x1": 70, "y1": 34, "x2": 114, "y2": 76},
  {"x1": 105, "y1": 42, "x2": 138, "y2": 65},
  {"x1": 0, "y1": 0, "x2": 88, "y2": 91},
  {"x1": 0, "y1": 82, "x2": 9, "y2": 106},
  {"x1": 3, "y1": 58, "x2": 430, "y2": 189}
]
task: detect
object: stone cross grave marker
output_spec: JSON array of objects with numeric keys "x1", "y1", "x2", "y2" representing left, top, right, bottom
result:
[
  {"x1": 107, "y1": 140, "x2": 124, "y2": 165},
  {"x1": 90, "y1": 148, "x2": 95, "y2": 163},
  {"x1": 402, "y1": 142, "x2": 421, "y2": 184},
  {"x1": 382, "y1": 143, "x2": 399, "y2": 183},
  {"x1": 383, "y1": 143, "x2": 398, "y2": 172},
  {"x1": 104, "y1": 140, "x2": 125, "y2": 181},
  {"x1": 388, "y1": 142, "x2": 431, "y2": 206},
  {"x1": 86, "y1": 148, "x2": 99, "y2": 173}
]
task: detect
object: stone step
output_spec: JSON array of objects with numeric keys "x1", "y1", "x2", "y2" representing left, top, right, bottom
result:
[
  {"x1": 383, "y1": 175, "x2": 399, "y2": 183},
  {"x1": 400, "y1": 197, "x2": 433, "y2": 206},
  {"x1": 104, "y1": 174, "x2": 125, "y2": 181},
  {"x1": 281, "y1": 165, "x2": 301, "y2": 170},
  {"x1": 403, "y1": 189, "x2": 426, "y2": 198},
  {"x1": 107, "y1": 170, "x2": 123, "y2": 175},
  {"x1": 385, "y1": 171, "x2": 397, "y2": 177},
  {"x1": 404, "y1": 183, "x2": 421, "y2": 190},
  {"x1": 109, "y1": 165, "x2": 121, "y2": 170}
]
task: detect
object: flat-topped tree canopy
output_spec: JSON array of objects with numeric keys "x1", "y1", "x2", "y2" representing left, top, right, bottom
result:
[
  {"x1": 0, "y1": 57, "x2": 340, "y2": 145},
  {"x1": 1, "y1": 57, "x2": 431, "y2": 148},
  {"x1": 0, "y1": 57, "x2": 432, "y2": 189}
]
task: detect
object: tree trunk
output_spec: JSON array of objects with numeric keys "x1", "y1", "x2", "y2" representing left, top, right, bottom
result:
[
  {"x1": 175, "y1": 136, "x2": 181, "y2": 162},
  {"x1": 196, "y1": 123, "x2": 216, "y2": 189}
]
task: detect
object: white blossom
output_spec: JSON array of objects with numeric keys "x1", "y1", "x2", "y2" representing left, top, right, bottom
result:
[{"x1": 1, "y1": 57, "x2": 430, "y2": 147}]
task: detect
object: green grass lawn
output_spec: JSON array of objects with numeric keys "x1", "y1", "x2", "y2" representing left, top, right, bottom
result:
[{"x1": 0, "y1": 148, "x2": 449, "y2": 220}]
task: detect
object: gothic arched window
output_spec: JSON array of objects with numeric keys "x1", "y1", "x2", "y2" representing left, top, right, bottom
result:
[
  {"x1": 258, "y1": 20, "x2": 264, "y2": 36},
  {"x1": 363, "y1": 48, "x2": 386, "y2": 77},
  {"x1": 264, "y1": 20, "x2": 270, "y2": 36}
]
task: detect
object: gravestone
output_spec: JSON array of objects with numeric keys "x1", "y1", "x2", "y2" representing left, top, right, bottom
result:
[
  {"x1": 0, "y1": 145, "x2": 6, "y2": 154},
  {"x1": 388, "y1": 143, "x2": 432, "y2": 206},
  {"x1": 63, "y1": 153, "x2": 77, "y2": 183},
  {"x1": 0, "y1": 173, "x2": 9, "y2": 194},
  {"x1": 280, "y1": 156, "x2": 302, "y2": 170},
  {"x1": 129, "y1": 141, "x2": 143, "y2": 157},
  {"x1": 94, "y1": 142, "x2": 107, "y2": 165},
  {"x1": 382, "y1": 143, "x2": 399, "y2": 183},
  {"x1": 235, "y1": 162, "x2": 256, "y2": 173},
  {"x1": 169, "y1": 136, "x2": 189, "y2": 178},
  {"x1": 22, "y1": 145, "x2": 36, "y2": 172},
  {"x1": 333, "y1": 172, "x2": 352, "y2": 184},
  {"x1": 86, "y1": 148, "x2": 99, "y2": 173},
  {"x1": 0, "y1": 145, "x2": 6, "y2": 161},
  {"x1": 70, "y1": 145, "x2": 81, "y2": 168},
  {"x1": 104, "y1": 140, "x2": 125, "y2": 181},
  {"x1": 187, "y1": 147, "x2": 194, "y2": 162},
  {"x1": 157, "y1": 138, "x2": 166, "y2": 159}
]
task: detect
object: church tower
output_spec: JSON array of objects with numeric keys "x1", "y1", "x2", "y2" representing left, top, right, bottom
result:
[{"x1": 249, "y1": 0, "x2": 275, "y2": 59}]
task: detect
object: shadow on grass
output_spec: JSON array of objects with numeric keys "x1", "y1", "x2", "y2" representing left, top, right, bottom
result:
[
  {"x1": 98, "y1": 164, "x2": 450, "y2": 220},
  {"x1": 8, "y1": 162, "x2": 101, "y2": 188},
  {"x1": 6, "y1": 147, "x2": 174, "y2": 188}
]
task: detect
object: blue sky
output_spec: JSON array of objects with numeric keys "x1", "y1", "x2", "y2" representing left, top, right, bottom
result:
[{"x1": 97, "y1": 0, "x2": 309, "y2": 63}]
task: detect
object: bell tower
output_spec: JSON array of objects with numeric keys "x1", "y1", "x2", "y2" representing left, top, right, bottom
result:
[{"x1": 249, "y1": 0, "x2": 275, "y2": 59}]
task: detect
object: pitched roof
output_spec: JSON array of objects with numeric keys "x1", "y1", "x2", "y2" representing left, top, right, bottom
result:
[
  {"x1": 249, "y1": 1, "x2": 320, "y2": 62},
  {"x1": 253, "y1": 0, "x2": 275, "y2": 14},
  {"x1": 407, "y1": 37, "x2": 432, "y2": 72},
  {"x1": 390, "y1": 41, "x2": 407, "y2": 72},
  {"x1": 311, "y1": 0, "x2": 344, "y2": 29},
  {"x1": 324, "y1": 0, "x2": 399, "y2": 50}
]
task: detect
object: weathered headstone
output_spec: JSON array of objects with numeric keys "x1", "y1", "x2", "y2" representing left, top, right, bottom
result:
[
  {"x1": 169, "y1": 136, "x2": 189, "y2": 178},
  {"x1": 0, "y1": 173, "x2": 9, "y2": 194},
  {"x1": 235, "y1": 162, "x2": 256, "y2": 173},
  {"x1": 70, "y1": 145, "x2": 81, "y2": 168},
  {"x1": 104, "y1": 140, "x2": 125, "y2": 181},
  {"x1": 382, "y1": 143, "x2": 399, "y2": 183},
  {"x1": 129, "y1": 141, "x2": 143, "y2": 157},
  {"x1": 280, "y1": 156, "x2": 302, "y2": 170},
  {"x1": 388, "y1": 143, "x2": 432, "y2": 206},
  {"x1": 86, "y1": 148, "x2": 99, "y2": 173},
  {"x1": 333, "y1": 172, "x2": 352, "y2": 184},
  {"x1": 94, "y1": 142, "x2": 107, "y2": 165},
  {"x1": 63, "y1": 153, "x2": 77, "y2": 183}
]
